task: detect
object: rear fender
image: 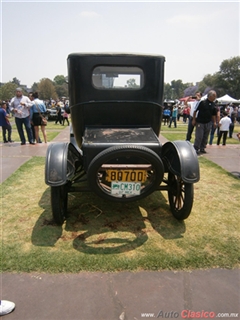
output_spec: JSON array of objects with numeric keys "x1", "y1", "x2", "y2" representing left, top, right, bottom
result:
[
  {"x1": 162, "y1": 141, "x2": 200, "y2": 183},
  {"x1": 45, "y1": 142, "x2": 81, "y2": 186}
]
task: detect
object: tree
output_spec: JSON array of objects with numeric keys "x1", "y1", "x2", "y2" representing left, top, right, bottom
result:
[
  {"x1": 12, "y1": 77, "x2": 20, "y2": 86},
  {"x1": 38, "y1": 78, "x2": 58, "y2": 100},
  {"x1": 31, "y1": 82, "x2": 39, "y2": 92},
  {"x1": 170, "y1": 80, "x2": 187, "y2": 99},
  {"x1": 164, "y1": 80, "x2": 192, "y2": 100},
  {"x1": 216, "y1": 56, "x2": 240, "y2": 98},
  {"x1": 164, "y1": 83, "x2": 172, "y2": 100},
  {"x1": 126, "y1": 78, "x2": 139, "y2": 88},
  {"x1": 55, "y1": 83, "x2": 68, "y2": 98},
  {"x1": 53, "y1": 75, "x2": 66, "y2": 86},
  {"x1": 194, "y1": 57, "x2": 240, "y2": 98},
  {"x1": 0, "y1": 82, "x2": 18, "y2": 100}
]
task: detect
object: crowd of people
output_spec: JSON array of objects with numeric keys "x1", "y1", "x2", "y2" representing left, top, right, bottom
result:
[
  {"x1": 162, "y1": 92, "x2": 240, "y2": 153},
  {"x1": 0, "y1": 88, "x2": 70, "y2": 145},
  {"x1": 1, "y1": 88, "x2": 240, "y2": 149}
]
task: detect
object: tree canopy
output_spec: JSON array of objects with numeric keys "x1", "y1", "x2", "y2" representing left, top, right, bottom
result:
[
  {"x1": 0, "y1": 82, "x2": 28, "y2": 101},
  {"x1": 37, "y1": 78, "x2": 58, "y2": 100},
  {"x1": 126, "y1": 78, "x2": 139, "y2": 88},
  {"x1": 53, "y1": 75, "x2": 66, "y2": 86},
  {"x1": 164, "y1": 56, "x2": 240, "y2": 99}
]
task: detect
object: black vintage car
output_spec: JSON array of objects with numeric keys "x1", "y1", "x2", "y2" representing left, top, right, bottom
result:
[{"x1": 45, "y1": 53, "x2": 200, "y2": 225}]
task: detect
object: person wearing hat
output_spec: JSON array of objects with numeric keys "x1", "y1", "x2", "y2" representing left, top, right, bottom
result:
[{"x1": 10, "y1": 88, "x2": 35, "y2": 145}]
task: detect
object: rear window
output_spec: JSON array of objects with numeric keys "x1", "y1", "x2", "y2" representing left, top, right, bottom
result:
[{"x1": 92, "y1": 66, "x2": 144, "y2": 89}]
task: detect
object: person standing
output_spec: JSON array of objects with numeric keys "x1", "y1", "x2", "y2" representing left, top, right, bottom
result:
[
  {"x1": 55, "y1": 103, "x2": 62, "y2": 125},
  {"x1": 62, "y1": 101, "x2": 70, "y2": 126},
  {"x1": 217, "y1": 111, "x2": 232, "y2": 146},
  {"x1": 29, "y1": 92, "x2": 47, "y2": 143},
  {"x1": 168, "y1": 104, "x2": 178, "y2": 128},
  {"x1": 162, "y1": 107, "x2": 171, "y2": 125},
  {"x1": 228, "y1": 106, "x2": 237, "y2": 138},
  {"x1": 192, "y1": 90, "x2": 217, "y2": 154},
  {"x1": 0, "y1": 101, "x2": 14, "y2": 143},
  {"x1": 208, "y1": 101, "x2": 221, "y2": 145},
  {"x1": 10, "y1": 88, "x2": 34, "y2": 145},
  {"x1": 182, "y1": 105, "x2": 190, "y2": 123},
  {"x1": 62, "y1": 109, "x2": 69, "y2": 126},
  {"x1": 186, "y1": 92, "x2": 202, "y2": 141}
]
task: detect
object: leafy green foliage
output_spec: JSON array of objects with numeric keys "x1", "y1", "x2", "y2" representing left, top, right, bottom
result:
[
  {"x1": 53, "y1": 75, "x2": 66, "y2": 86},
  {"x1": 165, "y1": 56, "x2": 240, "y2": 99},
  {"x1": 217, "y1": 56, "x2": 240, "y2": 97},
  {"x1": 0, "y1": 82, "x2": 18, "y2": 100},
  {"x1": 38, "y1": 78, "x2": 58, "y2": 100},
  {"x1": 55, "y1": 83, "x2": 68, "y2": 98},
  {"x1": 0, "y1": 82, "x2": 30, "y2": 100},
  {"x1": 126, "y1": 78, "x2": 139, "y2": 88},
  {"x1": 164, "y1": 80, "x2": 193, "y2": 100},
  {"x1": 11, "y1": 77, "x2": 21, "y2": 85},
  {"x1": 193, "y1": 56, "x2": 240, "y2": 98}
]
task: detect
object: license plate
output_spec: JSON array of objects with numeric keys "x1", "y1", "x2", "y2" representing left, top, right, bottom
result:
[
  {"x1": 111, "y1": 182, "x2": 141, "y2": 195},
  {"x1": 106, "y1": 170, "x2": 147, "y2": 182}
]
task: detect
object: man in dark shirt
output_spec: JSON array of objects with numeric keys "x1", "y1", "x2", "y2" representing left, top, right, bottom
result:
[
  {"x1": 192, "y1": 90, "x2": 217, "y2": 154},
  {"x1": 55, "y1": 103, "x2": 62, "y2": 125}
]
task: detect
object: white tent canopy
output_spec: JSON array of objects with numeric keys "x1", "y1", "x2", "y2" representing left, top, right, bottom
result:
[
  {"x1": 217, "y1": 94, "x2": 240, "y2": 104},
  {"x1": 200, "y1": 93, "x2": 240, "y2": 104}
]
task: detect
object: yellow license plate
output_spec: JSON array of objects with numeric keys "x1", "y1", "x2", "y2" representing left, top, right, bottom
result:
[{"x1": 106, "y1": 170, "x2": 147, "y2": 182}]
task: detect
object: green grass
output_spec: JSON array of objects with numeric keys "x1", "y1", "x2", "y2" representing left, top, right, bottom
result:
[
  {"x1": 1, "y1": 120, "x2": 68, "y2": 142},
  {"x1": 1, "y1": 156, "x2": 239, "y2": 273},
  {"x1": 161, "y1": 121, "x2": 240, "y2": 143},
  {"x1": 161, "y1": 122, "x2": 189, "y2": 132}
]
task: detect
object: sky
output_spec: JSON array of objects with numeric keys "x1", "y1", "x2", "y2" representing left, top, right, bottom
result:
[{"x1": 1, "y1": 1, "x2": 239, "y2": 88}]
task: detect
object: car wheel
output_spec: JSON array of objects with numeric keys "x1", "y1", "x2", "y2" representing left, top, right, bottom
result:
[
  {"x1": 87, "y1": 145, "x2": 164, "y2": 202},
  {"x1": 51, "y1": 184, "x2": 68, "y2": 225},
  {"x1": 167, "y1": 172, "x2": 194, "y2": 220}
]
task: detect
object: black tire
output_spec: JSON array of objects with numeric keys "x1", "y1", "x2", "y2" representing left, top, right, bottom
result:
[
  {"x1": 87, "y1": 145, "x2": 164, "y2": 202},
  {"x1": 167, "y1": 172, "x2": 194, "y2": 220},
  {"x1": 51, "y1": 184, "x2": 68, "y2": 225}
]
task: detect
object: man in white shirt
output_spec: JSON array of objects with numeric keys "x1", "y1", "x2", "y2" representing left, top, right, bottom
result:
[{"x1": 10, "y1": 88, "x2": 35, "y2": 145}]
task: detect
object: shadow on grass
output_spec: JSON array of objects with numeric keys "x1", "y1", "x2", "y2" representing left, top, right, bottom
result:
[
  {"x1": 31, "y1": 187, "x2": 186, "y2": 254},
  {"x1": 31, "y1": 188, "x2": 64, "y2": 247}
]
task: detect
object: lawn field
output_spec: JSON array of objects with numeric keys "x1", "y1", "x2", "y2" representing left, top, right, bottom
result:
[
  {"x1": 160, "y1": 121, "x2": 240, "y2": 144},
  {"x1": 1, "y1": 155, "x2": 239, "y2": 273},
  {"x1": 0, "y1": 120, "x2": 68, "y2": 142}
]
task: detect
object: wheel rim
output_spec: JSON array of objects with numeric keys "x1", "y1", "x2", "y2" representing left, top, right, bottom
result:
[
  {"x1": 169, "y1": 174, "x2": 186, "y2": 211},
  {"x1": 167, "y1": 172, "x2": 194, "y2": 220}
]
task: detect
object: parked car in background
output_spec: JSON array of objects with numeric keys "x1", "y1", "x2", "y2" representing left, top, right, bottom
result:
[{"x1": 46, "y1": 107, "x2": 64, "y2": 120}]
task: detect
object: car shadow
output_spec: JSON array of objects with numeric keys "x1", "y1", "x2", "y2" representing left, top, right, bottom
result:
[
  {"x1": 31, "y1": 187, "x2": 186, "y2": 254},
  {"x1": 142, "y1": 192, "x2": 186, "y2": 239},
  {"x1": 31, "y1": 188, "x2": 64, "y2": 247}
]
